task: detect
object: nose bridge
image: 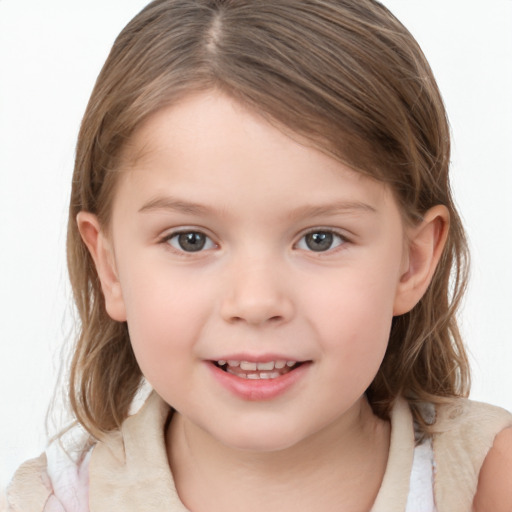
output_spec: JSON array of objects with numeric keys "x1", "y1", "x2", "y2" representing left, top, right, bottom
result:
[{"x1": 220, "y1": 249, "x2": 294, "y2": 326}]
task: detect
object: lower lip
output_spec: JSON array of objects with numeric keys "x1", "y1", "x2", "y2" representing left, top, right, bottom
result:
[{"x1": 207, "y1": 362, "x2": 310, "y2": 401}]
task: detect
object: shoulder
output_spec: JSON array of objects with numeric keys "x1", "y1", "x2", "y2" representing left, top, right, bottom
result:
[
  {"x1": 5, "y1": 453, "x2": 52, "y2": 511},
  {"x1": 435, "y1": 397, "x2": 512, "y2": 429},
  {"x1": 473, "y1": 426, "x2": 512, "y2": 512},
  {"x1": 431, "y1": 398, "x2": 512, "y2": 512},
  {"x1": 434, "y1": 398, "x2": 512, "y2": 450},
  {"x1": 6, "y1": 439, "x2": 93, "y2": 512}
]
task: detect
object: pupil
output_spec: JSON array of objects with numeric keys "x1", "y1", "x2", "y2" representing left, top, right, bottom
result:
[
  {"x1": 306, "y1": 232, "x2": 333, "y2": 252},
  {"x1": 178, "y1": 232, "x2": 206, "y2": 252}
]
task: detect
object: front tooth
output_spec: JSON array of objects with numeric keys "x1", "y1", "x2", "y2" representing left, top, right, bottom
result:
[
  {"x1": 275, "y1": 360, "x2": 286, "y2": 369},
  {"x1": 227, "y1": 360, "x2": 240, "y2": 367},
  {"x1": 257, "y1": 361, "x2": 275, "y2": 371},
  {"x1": 240, "y1": 361, "x2": 257, "y2": 371},
  {"x1": 247, "y1": 373, "x2": 259, "y2": 379}
]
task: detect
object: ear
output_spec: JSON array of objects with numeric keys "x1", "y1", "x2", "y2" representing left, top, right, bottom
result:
[
  {"x1": 393, "y1": 205, "x2": 450, "y2": 316},
  {"x1": 76, "y1": 211, "x2": 127, "y2": 322}
]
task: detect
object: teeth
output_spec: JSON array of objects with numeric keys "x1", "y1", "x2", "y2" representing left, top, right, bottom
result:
[
  {"x1": 219, "y1": 359, "x2": 299, "y2": 370},
  {"x1": 227, "y1": 368, "x2": 247, "y2": 378},
  {"x1": 240, "y1": 361, "x2": 257, "y2": 371},
  {"x1": 228, "y1": 370, "x2": 285, "y2": 380}
]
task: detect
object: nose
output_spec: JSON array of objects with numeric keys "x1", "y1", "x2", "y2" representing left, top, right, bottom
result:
[{"x1": 220, "y1": 257, "x2": 294, "y2": 326}]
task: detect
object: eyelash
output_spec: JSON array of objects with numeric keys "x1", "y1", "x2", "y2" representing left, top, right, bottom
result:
[{"x1": 159, "y1": 228, "x2": 349, "y2": 255}]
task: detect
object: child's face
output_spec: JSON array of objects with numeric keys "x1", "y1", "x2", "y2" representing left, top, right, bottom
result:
[{"x1": 94, "y1": 91, "x2": 413, "y2": 451}]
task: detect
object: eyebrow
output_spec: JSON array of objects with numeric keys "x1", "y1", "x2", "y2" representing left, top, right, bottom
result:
[
  {"x1": 138, "y1": 196, "x2": 213, "y2": 216},
  {"x1": 287, "y1": 201, "x2": 377, "y2": 220},
  {"x1": 138, "y1": 195, "x2": 377, "y2": 218}
]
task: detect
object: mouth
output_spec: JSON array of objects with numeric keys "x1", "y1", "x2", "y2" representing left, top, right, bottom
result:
[{"x1": 213, "y1": 359, "x2": 304, "y2": 380}]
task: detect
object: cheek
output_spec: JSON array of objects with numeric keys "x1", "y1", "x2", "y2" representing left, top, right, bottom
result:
[
  {"x1": 304, "y1": 266, "x2": 398, "y2": 380},
  {"x1": 119, "y1": 269, "x2": 215, "y2": 376},
  {"x1": 309, "y1": 266, "x2": 397, "y2": 336}
]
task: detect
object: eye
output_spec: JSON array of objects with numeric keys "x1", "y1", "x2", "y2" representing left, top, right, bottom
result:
[
  {"x1": 296, "y1": 230, "x2": 346, "y2": 252},
  {"x1": 165, "y1": 231, "x2": 216, "y2": 253}
]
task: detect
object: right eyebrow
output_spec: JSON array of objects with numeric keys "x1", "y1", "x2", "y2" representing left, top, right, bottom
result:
[{"x1": 138, "y1": 196, "x2": 213, "y2": 216}]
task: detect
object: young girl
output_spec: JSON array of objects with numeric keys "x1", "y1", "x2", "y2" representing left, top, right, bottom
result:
[{"x1": 5, "y1": 0, "x2": 512, "y2": 510}]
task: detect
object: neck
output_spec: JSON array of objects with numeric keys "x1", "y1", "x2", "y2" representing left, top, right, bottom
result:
[{"x1": 166, "y1": 397, "x2": 390, "y2": 512}]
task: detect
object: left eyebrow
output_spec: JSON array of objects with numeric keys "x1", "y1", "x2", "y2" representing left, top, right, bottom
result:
[
  {"x1": 287, "y1": 201, "x2": 377, "y2": 220},
  {"x1": 138, "y1": 196, "x2": 213, "y2": 216}
]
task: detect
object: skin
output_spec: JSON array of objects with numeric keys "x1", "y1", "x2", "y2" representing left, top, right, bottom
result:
[
  {"x1": 473, "y1": 427, "x2": 512, "y2": 512},
  {"x1": 79, "y1": 91, "x2": 454, "y2": 511}
]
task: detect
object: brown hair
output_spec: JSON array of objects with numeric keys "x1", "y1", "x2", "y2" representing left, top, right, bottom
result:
[{"x1": 67, "y1": 0, "x2": 470, "y2": 439}]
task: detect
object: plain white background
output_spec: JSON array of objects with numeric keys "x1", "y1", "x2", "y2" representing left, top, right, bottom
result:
[{"x1": 1, "y1": 0, "x2": 511, "y2": 487}]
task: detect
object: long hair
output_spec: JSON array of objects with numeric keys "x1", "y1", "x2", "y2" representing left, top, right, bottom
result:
[{"x1": 67, "y1": 0, "x2": 470, "y2": 439}]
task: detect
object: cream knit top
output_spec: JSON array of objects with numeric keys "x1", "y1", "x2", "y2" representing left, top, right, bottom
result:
[{"x1": 6, "y1": 393, "x2": 512, "y2": 512}]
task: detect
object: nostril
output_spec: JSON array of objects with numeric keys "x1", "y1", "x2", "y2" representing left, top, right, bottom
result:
[{"x1": 224, "y1": 313, "x2": 286, "y2": 326}]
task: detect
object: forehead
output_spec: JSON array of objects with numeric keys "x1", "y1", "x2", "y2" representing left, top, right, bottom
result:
[{"x1": 114, "y1": 91, "x2": 397, "y2": 219}]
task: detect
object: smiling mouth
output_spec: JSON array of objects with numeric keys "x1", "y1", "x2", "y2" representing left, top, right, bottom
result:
[{"x1": 213, "y1": 359, "x2": 303, "y2": 380}]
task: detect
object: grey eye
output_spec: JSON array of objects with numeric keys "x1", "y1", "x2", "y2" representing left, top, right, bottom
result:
[
  {"x1": 168, "y1": 231, "x2": 214, "y2": 252},
  {"x1": 297, "y1": 231, "x2": 344, "y2": 252}
]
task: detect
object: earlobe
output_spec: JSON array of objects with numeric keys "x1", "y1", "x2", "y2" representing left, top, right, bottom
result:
[
  {"x1": 393, "y1": 205, "x2": 450, "y2": 316},
  {"x1": 76, "y1": 212, "x2": 127, "y2": 322}
]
